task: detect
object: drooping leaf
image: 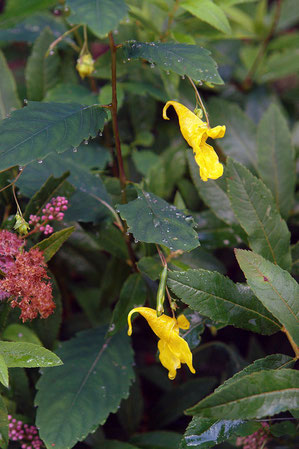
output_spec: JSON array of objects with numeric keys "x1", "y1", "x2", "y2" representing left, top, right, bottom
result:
[
  {"x1": 66, "y1": 0, "x2": 128, "y2": 37},
  {"x1": 0, "y1": 50, "x2": 21, "y2": 120},
  {"x1": 108, "y1": 273, "x2": 148, "y2": 337},
  {"x1": 186, "y1": 369, "x2": 299, "y2": 419},
  {"x1": 227, "y1": 158, "x2": 291, "y2": 270},
  {"x1": 117, "y1": 189, "x2": 200, "y2": 252},
  {"x1": 167, "y1": 269, "x2": 281, "y2": 335},
  {"x1": 0, "y1": 102, "x2": 107, "y2": 171},
  {"x1": 257, "y1": 104, "x2": 295, "y2": 218},
  {"x1": 122, "y1": 42, "x2": 223, "y2": 85},
  {"x1": 0, "y1": 395, "x2": 8, "y2": 449},
  {"x1": 0, "y1": 354, "x2": 9, "y2": 388},
  {"x1": 0, "y1": 342, "x2": 62, "y2": 368},
  {"x1": 208, "y1": 98, "x2": 257, "y2": 170},
  {"x1": 33, "y1": 227, "x2": 75, "y2": 262},
  {"x1": 235, "y1": 250, "x2": 299, "y2": 346},
  {"x1": 181, "y1": 0, "x2": 231, "y2": 34},
  {"x1": 35, "y1": 326, "x2": 135, "y2": 449},
  {"x1": 0, "y1": 0, "x2": 57, "y2": 28},
  {"x1": 3, "y1": 323, "x2": 42, "y2": 345},
  {"x1": 25, "y1": 27, "x2": 60, "y2": 101}
]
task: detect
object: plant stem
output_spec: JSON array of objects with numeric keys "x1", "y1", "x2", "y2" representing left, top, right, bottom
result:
[
  {"x1": 187, "y1": 76, "x2": 210, "y2": 127},
  {"x1": 160, "y1": 0, "x2": 180, "y2": 41},
  {"x1": 156, "y1": 244, "x2": 175, "y2": 317},
  {"x1": 282, "y1": 327, "x2": 299, "y2": 359},
  {"x1": 242, "y1": 0, "x2": 282, "y2": 89},
  {"x1": 108, "y1": 32, "x2": 127, "y2": 198}
]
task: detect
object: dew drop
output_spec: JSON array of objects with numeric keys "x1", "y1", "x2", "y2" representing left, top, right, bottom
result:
[
  {"x1": 150, "y1": 63, "x2": 155, "y2": 68},
  {"x1": 49, "y1": 50, "x2": 55, "y2": 56},
  {"x1": 73, "y1": 147, "x2": 78, "y2": 153},
  {"x1": 181, "y1": 75, "x2": 185, "y2": 80},
  {"x1": 99, "y1": 131, "x2": 103, "y2": 137},
  {"x1": 38, "y1": 160, "x2": 43, "y2": 164},
  {"x1": 23, "y1": 99, "x2": 28, "y2": 105},
  {"x1": 84, "y1": 139, "x2": 89, "y2": 145}
]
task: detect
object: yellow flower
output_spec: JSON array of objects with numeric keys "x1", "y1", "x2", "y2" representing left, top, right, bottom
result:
[
  {"x1": 76, "y1": 53, "x2": 95, "y2": 79},
  {"x1": 128, "y1": 307, "x2": 195, "y2": 380},
  {"x1": 163, "y1": 101, "x2": 226, "y2": 182}
]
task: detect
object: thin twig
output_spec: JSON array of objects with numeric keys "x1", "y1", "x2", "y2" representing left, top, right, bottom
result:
[
  {"x1": 46, "y1": 24, "x2": 81, "y2": 56},
  {"x1": 282, "y1": 326, "x2": 299, "y2": 359},
  {"x1": 0, "y1": 168, "x2": 24, "y2": 194},
  {"x1": 156, "y1": 244, "x2": 175, "y2": 317},
  {"x1": 187, "y1": 76, "x2": 210, "y2": 127}
]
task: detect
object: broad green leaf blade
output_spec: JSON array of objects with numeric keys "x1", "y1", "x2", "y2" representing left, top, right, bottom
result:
[
  {"x1": 181, "y1": 0, "x2": 231, "y2": 34},
  {"x1": 33, "y1": 227, "x2": 75, "y2": 262},
  {"x1": 108, "y1": 273, "x2": 147, "y2": 337},
  {"x1": 3, "y1": 323, "x2": 42, "y2": 345},
  {"x1": 0, "y1": 354, "x2": 9, "y2": 388},
  {"x1": 24, "y1": 172, "x2": 69, "y2": 220},
  {"x1": 0, "y1": 395, "x2": 8, "y2": 449},
  {"x1": 208, "y1": 98, "x2": 257, "y2": 170},
  {"x1": 117, "y1": 189, "x2": 200, "y2": 252},
  {"x1": 0, "y1": 50, "x2": 21, "y2": 120},
  {"x1": 167, "y1": 269, "x2": 281, "y2": 335},
  {"x1": 259, "y1": 49, "x2": 299, "y2": 82},
  {"x1": 0, "y1": 342, "x2": 62, "y2": 368},
  {"x1": 227, "y1": 158, "x2": 291, "y2": 270},
  {"x1": 0, "y1": 102, "x2": 107, "y2": 171},
  {"x1": 0, "y1": 0, "x2": 57, "y2": 28},
  {"x1": 235, "y1": 250, "x2": 299, "y2": 346},
  {"x1": 25, "y1": 27, "x2": 60, "y2": 101},
  {"x1": 186, "y1": 369, "x2": 299, "y2": 419},
  {"x1": 66, "y1": 0, "x2": 128, "y2": 37},
  {"x1": 44, "y1": 83, "x2": 98, "y2": 105},
  {"x1": 35, "y1": 327, "x2": 135, "y2": 449},
  {"x1": 187, "y1": 153, "x2": 237, "y2": 225},
  {"x1": 257, "y1": 104, "x2": 295, "y2": 218},
  {"x1": 122, "y1": 42, "x2": 223, "y2": 85}
]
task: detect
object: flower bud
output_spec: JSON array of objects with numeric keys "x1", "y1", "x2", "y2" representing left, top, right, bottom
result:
[{"x1": 76, "y1": 53, "x2": 95, "y2": 79}]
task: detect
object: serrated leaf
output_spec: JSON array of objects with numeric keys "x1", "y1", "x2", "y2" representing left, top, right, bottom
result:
[
  {"x1": 0, "y1": 341, "x2": 62, "y2": 368},
  {"x1": 0, "y1": 395, "x2": 8, "y2": 449},
  {"x1": 167, "y1": 269, "x2": 281, "y2": 335},
  {"x1": 66, "y1": 0, "x2": 128, "y2": 37},
  {"x1": 35, "y1": 327, "x2": 135, "y2": 449},
  {"x1": 25, "y1": 27, "x2": 60, "y2": 101},
  {"x1": 33, "y1": 227, "x2": 75, "y2": 262},
  {"x1": 117, "y1": 189, "x2": 200, "y2": 251},
  {"x1": 122, "y1": 42, "x2": 223, "y2": 85},
  {"x1": 3, "y1": 323, "x2": 42, "y2": 345},
  {"x1": 0, "y1": 50, "x2": 21, "y2": 120},
  {"x1": 0, "y1": 102, "x2": 107, "y2": 171},
  {"x1": 209, "y1": 98, "x2": 257, "y2": 170},
  {"x1": 186, "y1": 369, "x2": 299, "y2": 419},
  {"x1": 235, "y1": 250, "x2": 299, "y2": 346},
  {"x1": 24, "y1": 172, "x2": 69, "y2": 220},
  {"x1": 227, "y1": 158, "x2": 291, "y2": 270},
  {"x1": 257, "y1": 104, "x2": 295, "y2": 218},
  {"x1": 0, "y1": 0, "x2": 57, "y2": 28},
  {"x1": 108, "y1": 273, "x2": 147, "y2": 337},
  {"x1": 0, "y1": 354, "x2": 8, "y2": 388},
  {"x1": 181, "y1": 0, "x2": 231, "y2": 34},
  {"x1": 187, "y1": 152, "x2": 237, "y2": 225}
]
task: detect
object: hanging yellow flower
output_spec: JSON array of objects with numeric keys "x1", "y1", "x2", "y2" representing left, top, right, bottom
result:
[
  {"x1": 76, "y1": 53, "x2": 95, "y2": 79},
  {"x1": 128, "y1": 307, "x2": 195, "y2": 380},
  {"x1": 163, "y1": 101, "x2": 226, "y2": 182}
]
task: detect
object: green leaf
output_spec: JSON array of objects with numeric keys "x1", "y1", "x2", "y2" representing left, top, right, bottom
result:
[
  {"x1": 24, "y1": 172, "x2": 69, "y2": 220},
  {"x1": 0, "y1": 50, "x2": 21, "y2": 120},
  {"x1": 108, "y1": 273, "x2": 148, "y2": 337},
  {"x1": 208, "y1": 98, "x2": 257, "y2": 170},
  {"x1": 44, "y1": 83, "x2": 98, "y2": 105},
  {"x1": 25, "y1": 27, "x2": 60, "y2": 101},
  {"x1": 130, "y1": 431, "x2": 182, "y2": 449},
  {"x1": 167, "y1": 269, "x2": 281, "y2": 335},
  {"x1": 122, "y1": 42, "x2": 223, "y2": 85},
  {"x1": 0, "y1": 0, "x2": 57, "y2": 28},
  {"x1": 257, "y1": 104, "x2": 295, "y2": 218},
  {"x1": 260, "y1": 49, "x2": 299, "y2": 82},
  {"x1": 0, "y1": 395, "x2": 8, "y2": 449},
  {"x1": 186, "y1": 369, "x2": 299, "y2": 419},
  {"x1": 137, "y1": 257, "x2": 162, "y2": 281},
  {"x1": 0, "y1": 341, "x2": 62, "y2": 368},
  {"x1": 0, "y1": 102, "x2": 107, "y2": 171},
  {"x1": 181, "y1": 0, "x2": 231, "y2": 34},
  {"x1": 3, "y1": 323, "x2": 42, "y2": 345},
  {"x1": 291, "y1": 242, "x2": 299, "y2": 275},
  {"x1": 66, "y1": 0, "x2": 128, "y2": 37},
  {"x1": 226, "y1": 158, "x2": 291, "y2": 270},
  {"x1": 33, "y1": 227, "x2": 75, "y2": 262},
  {"x1": 235, "y1": 250, "x2": 299, "y2": 346},
  {"x1": 187, "y1": 153, "x2": 237, "y2": 226},
  {"x1": 35, "y1": 327, "x2": 135, "y2": 449},
  {"x1": 117, "y1": 188, "x2": 200, "y2": 252},
  {"x1": 0, "y1": 354, "x2": 9, "y2": 388}
]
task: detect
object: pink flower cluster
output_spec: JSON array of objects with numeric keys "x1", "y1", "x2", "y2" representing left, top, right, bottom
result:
[
  {"x1": 8, "y1": 415, "x2": 43, "y2": 449},
  {"x1": 0, "y1": 230, "x2": 55, "y2": 322},
  {"x1": 236, "y1": 422, "x2": 270, "y2": 449},
  {"x1": 29, "y1": 196, "x2": 68, "y2": 235}
]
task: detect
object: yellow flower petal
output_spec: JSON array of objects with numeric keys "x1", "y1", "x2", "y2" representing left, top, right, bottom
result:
[
  {"x1": 177, "y1": 314, "x2": 190, "y2": 330},
  {"x1": 194, "y1": 142, "x2": 224, "y2": 182},
  {"x1": 158, "y1": 339, "x2": 181, "y2": 380}
]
